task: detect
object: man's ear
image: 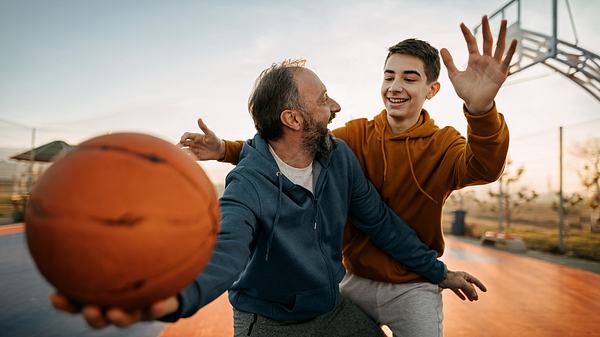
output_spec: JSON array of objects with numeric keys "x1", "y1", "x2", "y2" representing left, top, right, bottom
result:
[
  {"x1": 427, "y1": 81, "x2": 441, "y2": 99},
  {"x1": 280, "y1": 109, "x2": 304, "y2": 131}
]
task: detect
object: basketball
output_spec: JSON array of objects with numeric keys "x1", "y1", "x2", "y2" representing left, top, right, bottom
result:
[{"x1": 25, "y1": 132, "x2": 220, "y2": 310}]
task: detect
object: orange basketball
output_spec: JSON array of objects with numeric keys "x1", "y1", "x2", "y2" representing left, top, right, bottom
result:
[{"x1": 25, "y1": 132, "x2": 219, "y2": 310}]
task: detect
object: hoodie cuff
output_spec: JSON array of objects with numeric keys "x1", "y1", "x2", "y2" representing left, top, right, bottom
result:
[
  {"x1": 221, "y1": 140, "x2": 243, "y2": 165},
  {"x1": 157, "y1": 294, "x2": 184, "y2": 323},
  {"x1": 463, "y1": 102, "x2": 503, "y2": 136}
]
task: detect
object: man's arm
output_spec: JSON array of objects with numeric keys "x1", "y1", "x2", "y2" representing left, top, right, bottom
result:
[
  {"x1": 51, "y1": 171, "x2": 259, "y2": 328},
  {"x1": 342, "y1": 142, "x2": 484, "y2": 299}
]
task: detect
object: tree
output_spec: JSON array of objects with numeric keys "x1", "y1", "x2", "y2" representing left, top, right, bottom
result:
[
  {"x1": 552, "y1": 192, "x2": 584, "y2": 230},
  {"x1": 488, "y1": 158, "x2": 538, "y2": 233},
  {"x1": 572, "y1": 137, "x2": 600, "y2": 229}
]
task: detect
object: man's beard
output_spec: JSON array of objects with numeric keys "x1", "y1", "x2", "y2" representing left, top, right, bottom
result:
[{"x1": 302, "y1": 114, "x2": 336, "y2": 158}]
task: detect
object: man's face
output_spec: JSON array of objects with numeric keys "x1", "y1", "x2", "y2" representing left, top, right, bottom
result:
[
  {"x1": 294, "y1": 69, "x2": 341, "y2": 157},
  {"x1": 381, "y1": 53, "x2": 438, "y2": 122}
]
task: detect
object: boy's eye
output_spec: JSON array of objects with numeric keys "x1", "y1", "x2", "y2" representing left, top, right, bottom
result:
[
  {"x1": 384, "y1": 77, "x2": 393, "y2": 81},
  {"x1": 405, "y1": 78, "x2": 417, "y2": 82}
]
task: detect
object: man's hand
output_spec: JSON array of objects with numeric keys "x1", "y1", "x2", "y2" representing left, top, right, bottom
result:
[
  {"x1": 439, "y1": 270, "x2": 487, "y2": 301},
  {"x1": 178, "y1": 118, "x2": 225, "y2": 161},
  {"x1": 440, "y1": 16, "x2": 518, "y2": 114},
  {"x1": 50, "y1": 292, "x2": 179, "y2": 329}
]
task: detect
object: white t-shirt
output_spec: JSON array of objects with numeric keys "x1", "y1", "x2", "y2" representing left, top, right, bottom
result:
[{"x1": 268, "y1": 145, "x2": 314, "y2": 193}]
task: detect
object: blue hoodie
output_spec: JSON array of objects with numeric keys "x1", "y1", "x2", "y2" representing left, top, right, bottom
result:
[{"x1": 175, "y1": 134, "x2": 445, "y2": 321}]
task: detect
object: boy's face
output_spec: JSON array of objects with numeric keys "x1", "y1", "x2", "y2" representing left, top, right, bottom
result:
[{"x1": 381, "y1": 53, "x2": 439, "y2": 122}]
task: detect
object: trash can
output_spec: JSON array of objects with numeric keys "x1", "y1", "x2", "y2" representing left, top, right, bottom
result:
[{"x1": 451, "y1": 210, "x2": 466, "y2": 236}]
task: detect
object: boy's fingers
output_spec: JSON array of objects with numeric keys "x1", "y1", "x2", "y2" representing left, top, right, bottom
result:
[
  {"x1": 494, "y1": 19, "x2": 508, "y2": 61},
  {"x1": 482, "y1": 16, "x2": 493, "y2": 56},
  {"x1": 460, "y1": 22, "x2": 479, "y2": 55},
  {"x1": 452, "y1": 288, "x2": 466, "y2": 301},
  {"x1": 197, "y1": 118, "x2": 216, "y2": 139},
  {"x1": 440, "y1": 48, "x2": 459, "y2": 77},
  {"x1": 502, "y1": 39, "x2": 518, "y2": 73}
]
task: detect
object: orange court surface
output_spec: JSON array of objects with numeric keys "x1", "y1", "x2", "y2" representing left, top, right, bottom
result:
[
  {"x1": 158, "y1": 236, "x2": 600, "y2": 337},
  {"x1": 3, "y1": 225, "x2": 599, "y2": 336}
]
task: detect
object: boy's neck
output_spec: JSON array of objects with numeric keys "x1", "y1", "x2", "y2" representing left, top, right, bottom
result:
[{"x1": 385, "y1": 113, "x2": 421, "y2": 135}]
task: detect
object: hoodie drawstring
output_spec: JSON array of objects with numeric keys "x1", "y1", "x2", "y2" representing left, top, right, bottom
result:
[
  {"x1": 380, "y1": 122, "x2": 389, "y2": 183},
  {"x1": 405, "y1": 136, "x2": 438, "y2": 204},
  {"x1": 265, "y1": 171, "x2": 283, "y2": 261}
]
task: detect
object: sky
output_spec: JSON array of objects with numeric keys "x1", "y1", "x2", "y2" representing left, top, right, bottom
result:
[{"x1": 1, "y1": 0, "x2": 599, "y2": 190}]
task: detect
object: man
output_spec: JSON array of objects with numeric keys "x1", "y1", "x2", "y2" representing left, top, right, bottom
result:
[
  {"x1": 53, "y1": 60, "x2": 484, "y2": 336},
  {"x1": 184, "y1": 16, "x2": 515, "y2": 336}
]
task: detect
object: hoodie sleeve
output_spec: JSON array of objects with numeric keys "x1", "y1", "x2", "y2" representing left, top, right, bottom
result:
[
  {"x1": 220, "y1": 140, "x2": 245, "y2": 165},
  {"x1": 167, "y1": 171, "x2": 259, "y2": 320},
  {"x1": 343, "y1": 144, "x2": 446, "y2": 283},
  {"x1": 447, "y1": 103, "x2": 509, "y2": 189}
]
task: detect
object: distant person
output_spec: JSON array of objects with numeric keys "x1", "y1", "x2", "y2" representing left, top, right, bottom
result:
[
  {"x1": 52, "y1": 59, "x2": 485, "y2": 336},
  {"x1": 183, "y1": 16, "x2": 515, "y2": 336}
]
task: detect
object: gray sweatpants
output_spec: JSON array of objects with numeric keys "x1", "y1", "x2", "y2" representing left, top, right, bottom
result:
[
  {"x1": 340, "y1": 272, "x2": 443, "y2": 337},
  {"x1": 233, "y1": 296, "x2": 386, "y2": 337}
]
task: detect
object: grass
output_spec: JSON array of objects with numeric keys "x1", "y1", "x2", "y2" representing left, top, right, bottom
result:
[{"x1": 443, "y1": 214, "x2": 600, "y2": 261}]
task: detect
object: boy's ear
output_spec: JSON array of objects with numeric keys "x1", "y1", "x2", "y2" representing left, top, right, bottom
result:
[
  {"x1": 280, "y1": 109, "x2": 304, "y2": 131},
  {"x1": 427, "y1": 81, "x2": 441, "y2": 99}
]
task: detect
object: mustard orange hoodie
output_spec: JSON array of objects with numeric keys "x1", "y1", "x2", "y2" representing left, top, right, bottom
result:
[{"x1": 221, "y1": 104, "x2": 508, "y2": 284}]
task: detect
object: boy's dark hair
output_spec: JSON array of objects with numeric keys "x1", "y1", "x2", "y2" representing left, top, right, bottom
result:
[
  {"x1": 248, "y1": 59, "x2": 306, "y2": 140},
  {"x1": 386, "y1": 39, "x2": 440, "y2": 83}
]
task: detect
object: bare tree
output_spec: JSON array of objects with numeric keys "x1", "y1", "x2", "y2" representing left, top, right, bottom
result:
[
  {"x1": 572, "y1": 137, "x2": 600, "y2": 229},
  {"x1": 488, "y1": 158, "x2": 538, "y2": 233},
  {"x1": 552, "y1": 192, "x2": 584, "y2": 230}
]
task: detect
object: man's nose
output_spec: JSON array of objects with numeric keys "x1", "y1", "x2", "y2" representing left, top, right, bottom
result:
[{"x1": 330, "y1": 98, "x2": 341, "y2": 113}]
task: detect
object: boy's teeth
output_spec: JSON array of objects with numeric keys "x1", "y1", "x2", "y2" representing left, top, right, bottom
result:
[{"x1": 389, "y1": 98, "x2": 407, "y2": 103}]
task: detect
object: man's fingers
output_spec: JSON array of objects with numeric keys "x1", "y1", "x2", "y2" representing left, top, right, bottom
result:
[
  {"x1": 460, "y1": 22, "x2": 479, "y2": 55},
  {"x1": 502, "y1": 39, "x2": 518, "y2": 73},
  {"x1": 106, "y1": 308, "x2": 143, "y2": 328},
  {"x1": 83, "y1": 306, "x2": 110, "y2": 329},
  {"x1": 494, "y1": 19, "x2": 508, "y2": 61},
  {"x1": 149, "y1": 296, "x2": 180, "y2": 319},
  {"x1": 481, "y1": 16, "x2": 493, "y2": 56},
  {"x1": 440, "y1": 48, "x2": 459, "y2": 77},
  {"x1": 50, "y1": 293, "x2": 81, "y2": 313}
]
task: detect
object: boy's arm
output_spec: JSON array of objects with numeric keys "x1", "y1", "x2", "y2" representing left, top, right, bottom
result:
[
  {"x1": 439, "y1": 16, "x2": 516, "y2": 187},
  {"x1": 178, "y1": 118, "x2": 244, "y2": 164},
  {"x1": 440, "y1": 16, "x2": 517, "y2": 115},
  {"x1": 179, "y1": 119, "x2": 352, "y2": 165},
  {"x1": 445, "y1": 104, "x2": 509, "y2": 188}
]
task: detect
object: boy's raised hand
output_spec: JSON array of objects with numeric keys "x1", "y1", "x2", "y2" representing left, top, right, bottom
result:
[{"x1": 441, "y1": 16, "x2": 518, "y2": 115}]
